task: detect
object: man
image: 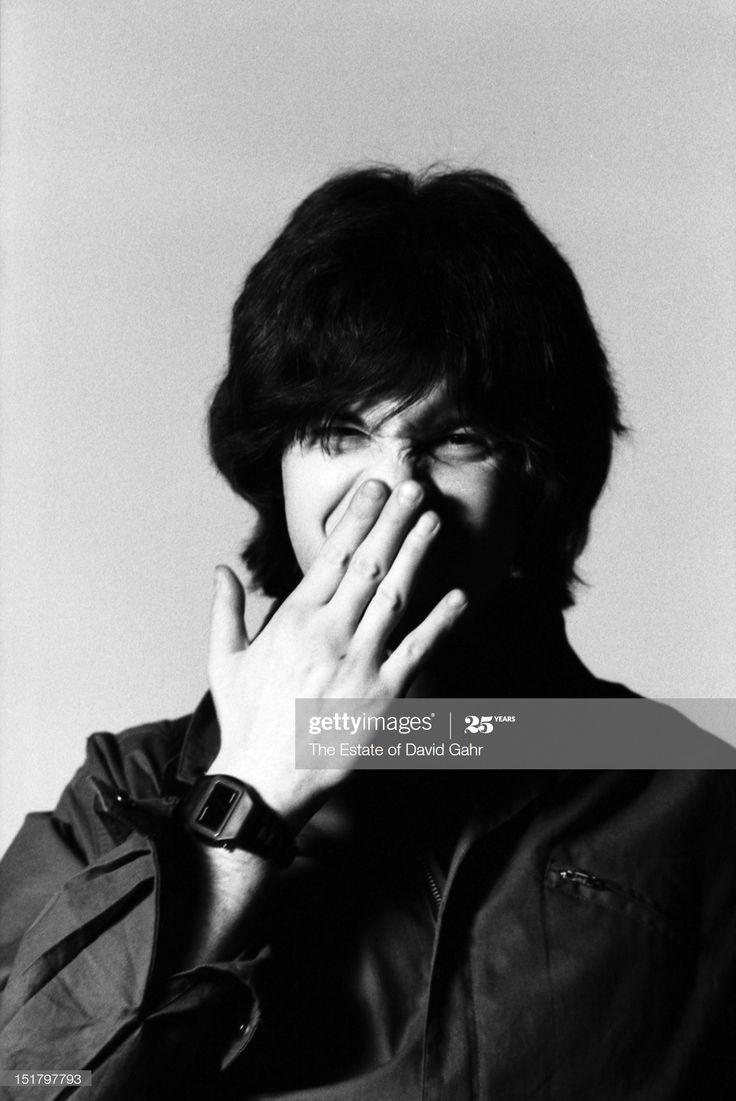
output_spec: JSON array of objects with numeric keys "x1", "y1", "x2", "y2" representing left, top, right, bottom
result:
[{"x1": 0, "y1": 167, "x2": 733, "y2": 1099}]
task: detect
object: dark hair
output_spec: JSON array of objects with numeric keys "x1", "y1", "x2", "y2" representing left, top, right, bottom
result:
[{"x1": 209, "y1": 165, "x2": 625, "y2": 608}]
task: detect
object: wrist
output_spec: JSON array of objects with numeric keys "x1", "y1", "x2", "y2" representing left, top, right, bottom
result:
[
  {"x1": 205, "y1": 755, "x2": 324, "y2": 829},
  {"x1": 180, "y1": 773, "x2": 298, "y2": 868}
]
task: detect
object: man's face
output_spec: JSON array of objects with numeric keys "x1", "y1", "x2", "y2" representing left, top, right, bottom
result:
[{"x1": 281, "y1": 387, "x2": 519, "y2": 616}]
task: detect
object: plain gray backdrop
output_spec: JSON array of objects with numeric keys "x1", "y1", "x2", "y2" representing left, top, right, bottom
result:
[{"x1": 1, "y1": 0, "x2": 734, "y2": 853}]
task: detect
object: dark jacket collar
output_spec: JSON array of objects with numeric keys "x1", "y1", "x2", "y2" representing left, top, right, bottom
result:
[{"x1": 177, "y1": 691, "x2": 219, "y2": 785}]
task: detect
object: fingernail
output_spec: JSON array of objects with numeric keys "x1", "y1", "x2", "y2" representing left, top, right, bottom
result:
[
  {"x1": 360, "y1": 480, "x2": 385, "y2": 500},
  {"x1": 399, "y1": 481, "x2": 422, "y2": 504},
  {"x1": 447, "y1": 590, "x2": 468, "y2": 609},
  {"x1": 416, "y1": 511, "x2": 440, "y2": 536}
]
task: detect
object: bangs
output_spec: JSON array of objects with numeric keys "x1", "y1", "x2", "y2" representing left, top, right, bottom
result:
[{"x1": 253, "y1": 226, "x2": 554, "y2": 460}]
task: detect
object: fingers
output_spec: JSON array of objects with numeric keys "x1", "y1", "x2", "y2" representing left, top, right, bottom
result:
[
  {"x1": 298, "y1": 480, "x2": 390, "y2": 604},
  {"x1": 209, "y1": 566, "x2": 248, "y2": 669},
  {"x1": 350, "y1": 508, "x2": 441, "y2": 649},
  {"x1": 382, "y1": 589, "x2": 468, "y2": 690},
  {"x1": 327, "y1": 481, "x2": 428, "y2": 626}
]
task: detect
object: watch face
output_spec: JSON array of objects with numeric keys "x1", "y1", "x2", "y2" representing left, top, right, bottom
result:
[
  {"x1": 196, "y1": 780, "x2": 241, "y2": 833},
  {"x1": 182, "y1": 776, "x2": 296, "y2": 866}
]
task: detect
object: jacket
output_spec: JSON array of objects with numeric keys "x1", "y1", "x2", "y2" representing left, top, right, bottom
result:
[{"x1": 1, "y1": 626, "x2": 735, "y2": 1099}]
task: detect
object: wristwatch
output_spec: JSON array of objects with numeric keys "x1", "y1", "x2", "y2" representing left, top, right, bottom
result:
[{"x1": 179, "y1": 774, "x2": 297, "y2": 868}]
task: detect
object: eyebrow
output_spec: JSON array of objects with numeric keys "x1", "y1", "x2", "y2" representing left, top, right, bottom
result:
[{"x1": 333, "y1": 409, "x2": 486, "y2": 434}]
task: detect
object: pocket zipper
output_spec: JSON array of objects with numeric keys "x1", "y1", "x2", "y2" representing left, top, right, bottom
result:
[
  {"x1": 552, "y1": 866, "x2": 681, "y2": 938},
  {"x1": 556, "y1": 868, "x2": 609, "y2": 891}
]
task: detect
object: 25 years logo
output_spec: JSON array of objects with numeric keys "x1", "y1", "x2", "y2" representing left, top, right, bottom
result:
[
  {"x1": 463, "y1": 714, "x2": 516, "y2": 734},
  {"x1": 464, "y1": 715, "x2": 494, "y2": 734}
]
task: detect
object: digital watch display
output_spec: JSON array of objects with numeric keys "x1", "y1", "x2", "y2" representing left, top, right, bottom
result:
[{"x1": 179, "y1": 774, "x2": 297, "y2": 867}]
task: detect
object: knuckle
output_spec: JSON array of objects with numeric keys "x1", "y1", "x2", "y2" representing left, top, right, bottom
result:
[
  {"x1": 340, "y1": 649, "x2": 363, "y2": 674},
  {"x1": 350, "y1": 554, "x2": 384, "y2": 581},
  {"x1": 322, "y1": 543, "x2": 351, "y2": 569},
  {"x1": 375, "y1": 584, "x2": 403, "y2": 614},
  {"x1": 405, "y1": 638, "x2": 427, "y2": 664}
]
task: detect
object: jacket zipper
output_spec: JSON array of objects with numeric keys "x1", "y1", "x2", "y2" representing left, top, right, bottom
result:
[{"x1": 418, "y1": 852, "x2": 443, "y2": 915}]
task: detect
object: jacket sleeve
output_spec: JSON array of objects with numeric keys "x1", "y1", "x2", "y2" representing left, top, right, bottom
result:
[{"x1": 0, "y1": 723, "x2": 262, "y2": 1100}]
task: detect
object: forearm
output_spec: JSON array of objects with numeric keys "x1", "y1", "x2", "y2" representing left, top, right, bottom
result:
[{"x1": 153, "y1": 829, "x2": 275, "y2": 976}]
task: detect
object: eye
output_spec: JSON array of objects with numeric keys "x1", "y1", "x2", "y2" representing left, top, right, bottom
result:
[
  {"x1": 316, "y1": 424, "x2": 368, "y2": 454},
  {"x1": 430, "y1": 432, "x2": 495, "y2": 461}
]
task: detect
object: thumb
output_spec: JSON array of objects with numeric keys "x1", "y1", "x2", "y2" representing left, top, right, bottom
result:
[{"x1": 209, "y1": 565, "x2": 248, "y2": 666}]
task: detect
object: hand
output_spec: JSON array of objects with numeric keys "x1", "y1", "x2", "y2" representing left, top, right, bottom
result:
[{"x1": 206, "y1": 479, "x2": 467, "y2": 829}]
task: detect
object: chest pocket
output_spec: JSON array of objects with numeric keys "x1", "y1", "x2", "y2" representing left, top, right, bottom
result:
[
  {"x1": 541, "y1": 854, "x2": 700, "y2": 1097},
  {"x1": 545, "y1": 860, "x2": 696, "y2": 945}
]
